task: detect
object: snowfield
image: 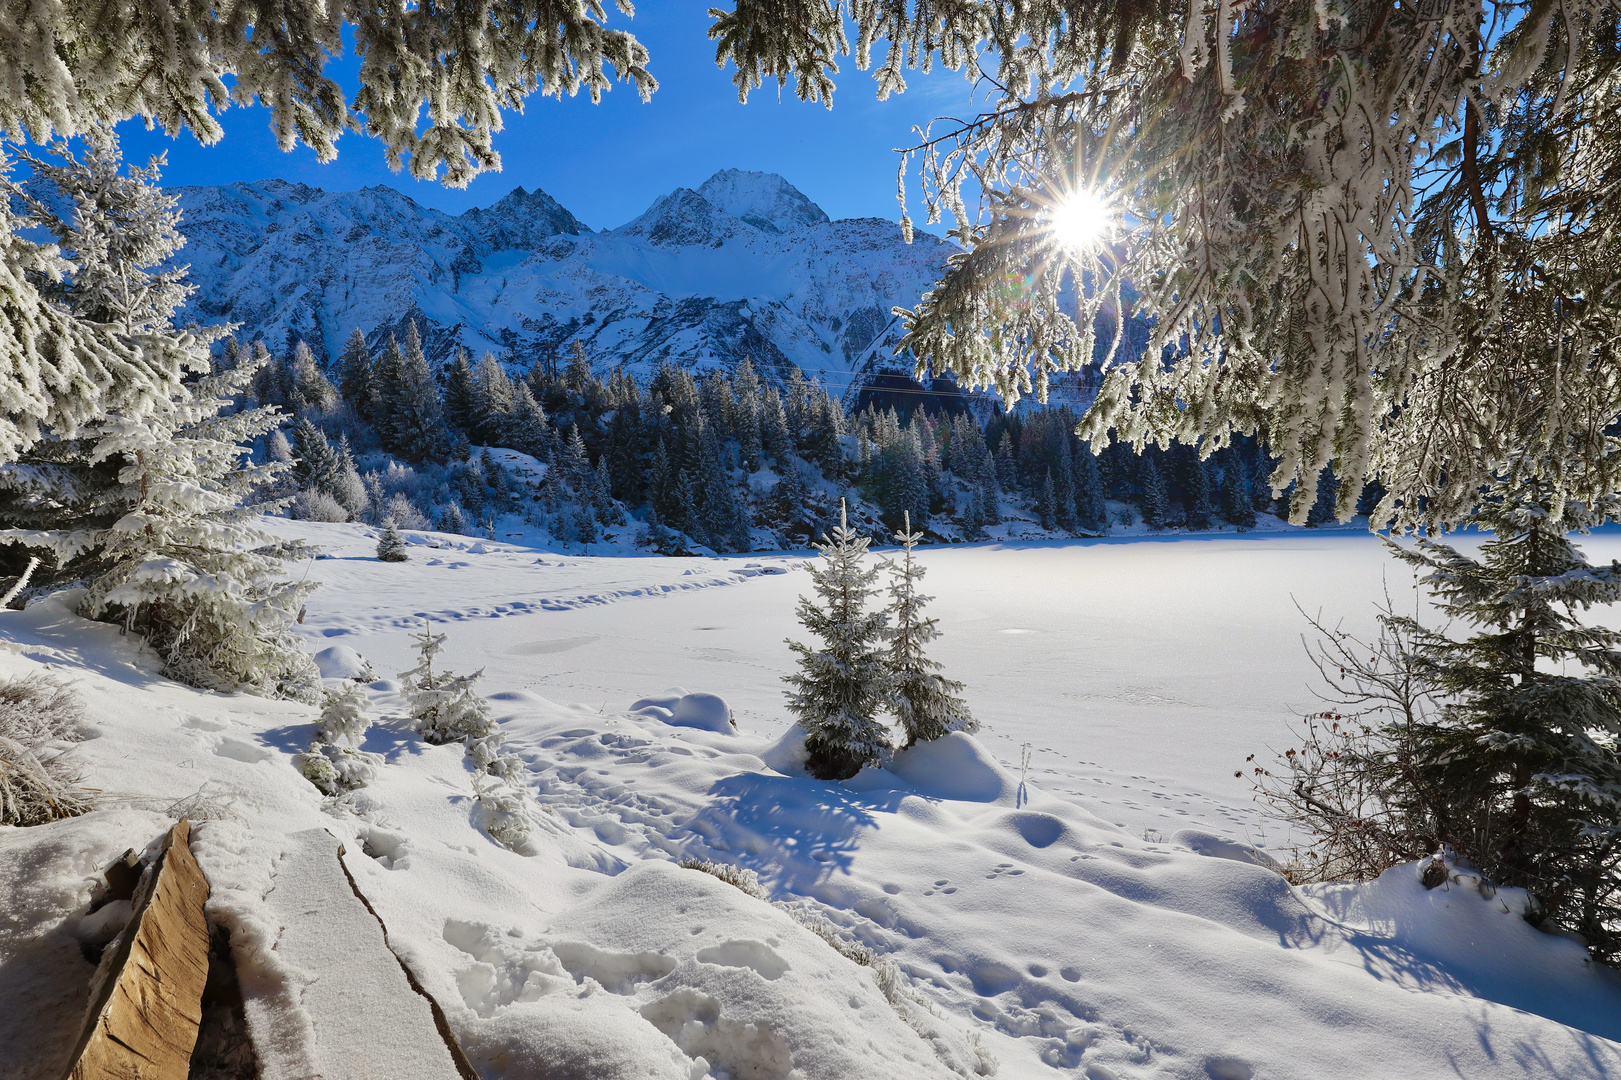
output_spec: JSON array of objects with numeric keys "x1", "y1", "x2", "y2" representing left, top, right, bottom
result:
[{"x1": 4, "y1": 523, "x2": 1621, "y2": 1080}]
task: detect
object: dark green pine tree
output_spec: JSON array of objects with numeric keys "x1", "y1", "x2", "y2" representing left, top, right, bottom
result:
[
  {"x1": 290, "y1": 418, "x2": 340, "y2": 494},
  {"x1": 1220, "y1": 458, "x2": 1258, "y2": 528},
  {"x1": 1039, "y1": 468, "x2": 1058, "y2": 529},
  {"x1": 1381, "y1": 483, "x2": 1621, "y2": 959},
  {"x1": 734, "y1": 358, "x2": 764, "y2": 472},
  {"x1": 1073, "y1": 444, "x2": 1107, "y2": 532},
  {"x1": 501, "y1": 382, "x2": 553, "y2": 460},
  {"x1": 976, "y1": 470, "x2": 1000, "y2": 528},
  {"x1": 379, "y1": 323, "x2": 451, "y2": 463},
  {"x1": 442, "y1": 349, "x2": 478, "y2": 437},
  {"x1": 785, "y1": 500, "x2": 893, "y2": 780},
  {"x1": 883, "y1": 511, "x2": 976, "y2": 748},
  {"x1": 1307, "y1": 467, "x2": 1341, "y2": 526},
  {"x1": 1183, "y1": 450, "x2": 1214, "y2": 530},
  {"x1": 761, "y1": 386, "x2": 795, "y2": 465},
  {"x1": 1053, "y1": 437, "x2": 1077, "y2": 530},
  {"x1": 336, "y1": 328, "x2": 376, "y2": 424},
  {"x1": 1138, "y1": 454, "x2": 1169, "y2": 529}
]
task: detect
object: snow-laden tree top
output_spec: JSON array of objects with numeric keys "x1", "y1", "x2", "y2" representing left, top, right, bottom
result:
[
  {"x1": 710, "y1": 0, "x2": 1621, "y2": 530},
  {"x1": 0, "y1": 0, "x2": 655, "y2": 186},
  {"x1": 5, "y1": 0, "x2": 1617, "y2": 528}
]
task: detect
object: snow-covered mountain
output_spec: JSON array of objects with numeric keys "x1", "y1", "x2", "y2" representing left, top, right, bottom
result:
[{"x1": 172, "y1": 168, "x2": 954, "y2": 383}]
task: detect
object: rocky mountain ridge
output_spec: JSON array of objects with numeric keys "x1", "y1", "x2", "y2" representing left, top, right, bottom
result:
[{"x1": 172, "y1": 168, "x2": 954, "y2": 387}]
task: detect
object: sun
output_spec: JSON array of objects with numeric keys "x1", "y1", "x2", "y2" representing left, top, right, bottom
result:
[{"x1": 1047, "y1": 191, "x2": 1113, "y2": 251}]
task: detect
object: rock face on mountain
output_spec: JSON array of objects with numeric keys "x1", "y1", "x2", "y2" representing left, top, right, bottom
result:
[{"x1": 172, "y1": 169, "x2": 953, "y2": 385}]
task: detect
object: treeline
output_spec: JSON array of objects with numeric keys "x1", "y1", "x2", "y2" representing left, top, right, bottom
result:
[{"x1": 240, "y1": 322, "x2": 1366, "y2": 550}]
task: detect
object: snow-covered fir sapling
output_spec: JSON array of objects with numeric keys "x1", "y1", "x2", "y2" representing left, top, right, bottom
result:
[
  {"x1": 298, "y1": 683, "x2": 383, "y2": 796},
  {"x1": 376, "y1": 520, "x2": 409, "y2": 562},
  {"x1": 400, "y1": 619, "x2": 496, "y2": 744},
  {"x1": 883, "y1": 512, "x2": 976, "y2": 748},
  {"x1": 1259, "y1": 476, "x2": 1621, "y2": 963},
  {"x1": 784, "y1": 499, "x2": 892, "y2": 780}
]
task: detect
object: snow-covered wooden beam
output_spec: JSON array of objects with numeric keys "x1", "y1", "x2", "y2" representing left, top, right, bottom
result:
[{"x1": 61, "y1": 819, "x2": 211, "y2": 1080}]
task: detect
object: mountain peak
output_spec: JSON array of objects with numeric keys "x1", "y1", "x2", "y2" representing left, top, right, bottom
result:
[
  {"x1": 613, "y1": 188, "x2": 750, "y2": 248},
  {"x1": 696, "y1": 170, "x2": 829, "y2": 234},
  {"x1": 461, "y1": 184, "x2": 588, "y2": 249}
]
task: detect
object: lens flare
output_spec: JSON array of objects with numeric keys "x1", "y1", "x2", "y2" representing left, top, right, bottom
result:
[{"x1": 1047, "y1": 191, "x2": 1113, "y2": 251}]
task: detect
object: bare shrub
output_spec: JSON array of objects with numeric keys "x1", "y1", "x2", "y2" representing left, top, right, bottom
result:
[
  {"x1": 0, "y1": 674, "x2": 92, "y2": 825},
  {"x1": 1251, "y1": 598, "x2": 1451, "y2": 883}
]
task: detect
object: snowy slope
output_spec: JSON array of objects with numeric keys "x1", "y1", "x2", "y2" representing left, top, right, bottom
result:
[
  {"x1": 171, "y1": 170, "x2": 953, "y2": 384},
  {"x1": 4, "y1": 528, "x2": 1620, "y2": 1080}
]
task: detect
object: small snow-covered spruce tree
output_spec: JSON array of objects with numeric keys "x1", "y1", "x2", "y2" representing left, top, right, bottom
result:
[
  {"x1": 298, "y1": 683, "x2": 383, "y2": 796},
  {"x1": 376, "y1": 520, "x2": 409, "y2": 562},
  {"x1": 59, "y1": 362, "x2": 323, "y2": 702},
  {"x1": 784, "y1": 499, "x2": 892, "y2": 780},
  {"x1": 400, "y1": 619, "x2": 495, "y2": 744},
  {"x1": 1259, "y1": 475, "x2": 1621, "y2": 963},
  {"x1": 883, "y1": 512, "x2": 975, "y2": 748}
]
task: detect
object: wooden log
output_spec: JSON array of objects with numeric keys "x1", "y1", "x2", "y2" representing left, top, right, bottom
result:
[{"x1": 61, "y1": 819, "x2": 212, "y2": 1080}]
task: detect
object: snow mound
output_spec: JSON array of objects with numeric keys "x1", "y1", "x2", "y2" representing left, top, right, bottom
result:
[
  {"x1": 1174, "y1": 829, "x2": 1285, "y2": 872},
  {"x1": 670, "y1": 693, "x2": 734, "y2": 734},
  {"x1": 890, "y1": 732, "x2": 1013, "y2": 802},
  {"x1": 313, "y1": 644, "x2": 374, "y2": 681},
  {"x1": 630, "y1": 690, "x2": 733, "y2": 733},
  {"x1": 543, "y1": 860, "x2": 956, "y2": 1079},
  {"x1": 760, "y1": 723, "x2": 809, "y2": 775},
  {"x1": 1302, "y1": 862, "x2": 1621, "y2": 1039}
]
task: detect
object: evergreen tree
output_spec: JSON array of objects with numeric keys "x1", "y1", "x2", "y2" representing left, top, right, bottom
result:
[
  {"x1": 1306, "y1": 468, "x2": 1341, "y2": 526},
  {"x1": 25, "y1": 361, "x2": 320, "y2": 701},
  {"x1": 0, "y1": 132, "x2": 197, "y2": 464},
  {"x1": 501, "y1": 382, "x2": 553, "y2": 460},
  {"x1": 377, "y1": 520, "x2": 409, "y2": 561},
  {"x1": 784, "y1": 501, "x2": 892, "y2": 781},
  {"x1": 1262, "y1": 479, "x2": 1621, "y2": 962},
  {"x1": 287, "y1": 340, "x2": 337, "y2": 414},
  {"x1": 442, "y1": 349, "x2": 479, "y2": 436},
  {"x1": 1220, "y1": 460, "x2": 1258, "y2": 528},
  {"x1": 734, "y1": 358, "x2": 764, "y2": 472},
  {"x1": 298, "y1": 683, "x2": 382, "y2": 795},
  {"x1": 290, "y1": 418, "x2": 341, "y2": 495},
  {"x1": 471, "y1": 352, "x2": 516, "y2": 443},
  {"x1": 378, "y1": 322, "x2": 451, "y2": 463},
  {"x1": 0, "y1": 134, "x2": 318, "y2": 701},
  {"x1": 437, "y1": 500, "x2": 467, "y2": 534},
  {"x1": 1073, "y1": 445, "x2": 1107, "y2": 532},
  {"x1": 1384, "y1": 487, "x2": 1621, "y2": 956},
  {"x1": 883, "y1": 512, "x2": 976, "y2": 748},
  {"x1": 1138, "y1": 455, "x2": 1169, "y2": 530},
  {"x1": 976, "y1": 472, "x2": 1000, "y2": 529},
  {"x1": 336, "y1": 328, "x2": 376, "y2": 423},
  {"x1": 761, "y1": 386, "x2": 794, "y2": 465},
  {"x1": 400, "y1": 620, "x2": 496, "y2": 744},
  {"x1": 1183, "y1": 451, "x2": 1214, "y2": 530}
]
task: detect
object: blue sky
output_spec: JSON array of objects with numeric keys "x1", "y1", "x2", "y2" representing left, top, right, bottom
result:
[{"x1": 116, "y1": 8, "x2": 981, "y2": 231}]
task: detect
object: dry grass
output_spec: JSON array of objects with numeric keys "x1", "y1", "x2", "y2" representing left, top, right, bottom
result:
[{"x1": 0, "y1": 674, "x2": 92, "y2": 825}]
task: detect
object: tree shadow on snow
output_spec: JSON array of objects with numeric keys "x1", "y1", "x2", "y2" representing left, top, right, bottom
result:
[{"x1": 694, "y1": 772, "x2": 907, "y2": 892}]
